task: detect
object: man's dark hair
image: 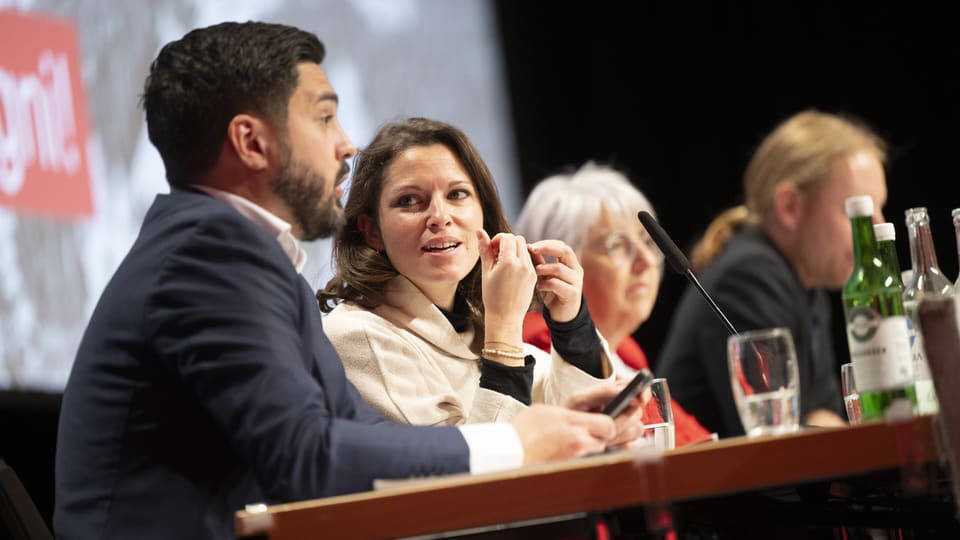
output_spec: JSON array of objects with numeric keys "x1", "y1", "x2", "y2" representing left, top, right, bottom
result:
[{"x1": 142, "y1": 21, "x2": 325, "y2": 186}]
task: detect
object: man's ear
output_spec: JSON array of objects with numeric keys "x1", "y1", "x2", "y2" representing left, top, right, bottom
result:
[
  {"x1": 225, "y1": 114, "x2": 274, "y2": 172},
  {"x1": 772, "y1": 181, "x2": 804, "y2": 233},
  {"x1": 357, "y1": 214, "x2": 384, "y2": 251}
]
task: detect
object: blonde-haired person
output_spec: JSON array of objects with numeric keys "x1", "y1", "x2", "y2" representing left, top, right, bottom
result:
[
  {"x1": 658, "y1": 109, "x2": 887, "y2": 438},
  {"x1": 515, "y1": 162, "x2": 713, "y2": 447}
]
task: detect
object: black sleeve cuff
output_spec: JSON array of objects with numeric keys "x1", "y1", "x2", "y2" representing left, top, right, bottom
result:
[
  {"x1": 479, "y1": 356, "x2": 535, "y2": 405},
  {"x1": 543, "y1": 297, "x2": 605, "y2": 378}
]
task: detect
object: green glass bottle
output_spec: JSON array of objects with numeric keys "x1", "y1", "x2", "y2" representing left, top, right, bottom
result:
[
  {"x1": 873, "y1": 223, "x2": 904, "y2": 288},
  {"x1": 842, "y1": 196, "x2": 916, "y2": 421}
]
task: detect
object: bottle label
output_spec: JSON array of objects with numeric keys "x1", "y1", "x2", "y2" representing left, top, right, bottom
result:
[
  {"x1": 902, "y1": 298, "x2": 929, "y2": 367},
  {"x1": 903, "y1": 299, "x2": 942, "y2": 414},
  {"x1": 846, "y1": 306, "x2": 913, "y2": 392}
]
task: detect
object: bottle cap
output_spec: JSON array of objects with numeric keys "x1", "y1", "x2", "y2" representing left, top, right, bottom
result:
[
  {"x1": 905, "y1": 206, "x2": 930, "y2": 226},
  {"x1": 844, "y1": 195, "x2": 874, "y2": 218},
  {"x1": 873, "y1": 222, "x2": 896, "y2": 242}
]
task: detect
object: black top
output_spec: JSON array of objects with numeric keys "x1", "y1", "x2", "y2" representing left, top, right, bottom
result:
[
  {"x1": 657, "y1": 226, "x2": 843, "y2": 438},
  {"x1": 439, "y1": 295, "x2": 602, "y2": 405}
]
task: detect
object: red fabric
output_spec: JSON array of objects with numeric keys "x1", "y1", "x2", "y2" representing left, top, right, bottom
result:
[{"x1": 523, "y1": 312, "x2": 713, "y2": 447}]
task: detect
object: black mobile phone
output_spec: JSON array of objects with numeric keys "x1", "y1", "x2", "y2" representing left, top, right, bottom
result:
[{"x1": 601, "y1": 368, "x2": 654, "y2": 418}]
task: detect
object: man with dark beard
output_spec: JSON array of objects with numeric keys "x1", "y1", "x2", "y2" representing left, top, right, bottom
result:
[
  {"x1": 54, "y1": 22, "x2": 627, "y2": 540},
  {"x1": 273, "y1": 143, "x2": 351, "y2": 240}
]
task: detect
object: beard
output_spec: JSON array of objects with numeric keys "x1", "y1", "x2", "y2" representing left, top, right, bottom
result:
[{"x1": 273, "y1": 157, "x2": 349, "y2": 241}]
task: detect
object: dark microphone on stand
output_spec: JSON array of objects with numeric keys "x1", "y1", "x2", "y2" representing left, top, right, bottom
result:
[
  {"x1": 640, "y1": 211, "x2": 775, "y2": 395},
  {"x1": 638, "y1": 211, "x2": 741, "y2": 337}
]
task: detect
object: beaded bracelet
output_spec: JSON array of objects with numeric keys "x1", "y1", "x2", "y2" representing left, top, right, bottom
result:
[{"x1": 480, "y1": 348, "x2": 526, "y2": 360}]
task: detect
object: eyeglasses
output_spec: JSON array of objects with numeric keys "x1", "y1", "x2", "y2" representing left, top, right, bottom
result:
[{"x1": 602, "y1": 231, "x2": 664, "y2": 266}]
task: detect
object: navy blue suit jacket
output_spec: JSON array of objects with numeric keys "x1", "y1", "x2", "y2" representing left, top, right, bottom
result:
[{"x1": 54, "y1": 189, "x2": 470, "y2": 539}]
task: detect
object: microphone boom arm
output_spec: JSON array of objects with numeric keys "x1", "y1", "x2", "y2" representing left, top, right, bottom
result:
[
  {"x1": 684, "y1": 268, "x2": 740, "y2": 336},
  {"x1": 638, "y1": 210, "x2": 741, "y2": 336}
]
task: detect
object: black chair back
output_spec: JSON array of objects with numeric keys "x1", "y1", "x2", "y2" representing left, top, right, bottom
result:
[{"x1": 0, "y1": 460, "x2": 53, "y2": 540}]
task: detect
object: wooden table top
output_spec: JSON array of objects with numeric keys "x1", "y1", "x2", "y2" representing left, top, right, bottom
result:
[{"x1": 236, "y1": 415, "x2": 940, "y2": 539}]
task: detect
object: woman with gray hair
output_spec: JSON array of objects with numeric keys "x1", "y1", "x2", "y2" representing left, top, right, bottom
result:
[{"x1": 517, "y1": 162, "x2": 712, "y2": 447}]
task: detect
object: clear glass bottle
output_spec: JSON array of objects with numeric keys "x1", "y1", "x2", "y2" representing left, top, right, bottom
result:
[
  {"x1": 952, "y1": 208, "x2": 960, "y2": 292},
  {"x1": 902, "y1": 207, "x2": 951, "y2": 415},
  {"x1": 842, "y1": 196, "x2": 915, "y2": 422}
]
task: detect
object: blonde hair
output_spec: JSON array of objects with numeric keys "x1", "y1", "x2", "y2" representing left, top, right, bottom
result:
[{"x1": 690, "y1": 110, "x2": 887, "y2": 271}]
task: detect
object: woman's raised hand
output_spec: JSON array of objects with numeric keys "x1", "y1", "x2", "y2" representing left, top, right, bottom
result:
[
  {"x1": 528, "y1": 240, "x2": 584, "y2": 323},
  {"x1": 477, "y1": 230, "x2": 537, "y2": 356}
]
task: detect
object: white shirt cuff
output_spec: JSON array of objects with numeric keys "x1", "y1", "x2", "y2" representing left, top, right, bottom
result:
[{"x1": 457, "y1": 423, "x2": 524, "y2": 474}]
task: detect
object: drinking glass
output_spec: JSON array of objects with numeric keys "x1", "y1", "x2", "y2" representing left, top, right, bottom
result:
[
  {"x1": 727, "y1": 328, "x2": 800, "y2": 436},
  {"x1": 841, "y1": 362, "x2": 861, "y2": 425},
  {"x1": 641, "y1": 378, "x2": 675, "y2": 450}
]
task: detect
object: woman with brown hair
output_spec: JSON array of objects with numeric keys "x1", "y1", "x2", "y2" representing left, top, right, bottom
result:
[
  {"x1": 318, "y1": 118, "x2": 641, "y2": 439},
  {"x1": 658, "y1": 109, "x2": 888, "y2": 437}
]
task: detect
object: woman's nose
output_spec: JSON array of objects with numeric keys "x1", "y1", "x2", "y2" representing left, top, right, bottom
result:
[
  {"x1": 426, "y1": 198, "x2": 451, "y2": 228},
  {"x1": 631, "y1": 241, "x2": 657, "y2": 273}
]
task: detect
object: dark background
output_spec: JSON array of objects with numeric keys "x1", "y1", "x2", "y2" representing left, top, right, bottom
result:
[
  {"x1": 495, "y1": 2, "x2": 960, "y2": 368},
  {"x1": 6, "y1": 2, "x2": 960, "y2": 530}
]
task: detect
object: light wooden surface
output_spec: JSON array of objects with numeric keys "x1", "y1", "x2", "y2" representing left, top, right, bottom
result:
[{"x1": 236, "y1": 415, "x2": 939, "y2": 539}]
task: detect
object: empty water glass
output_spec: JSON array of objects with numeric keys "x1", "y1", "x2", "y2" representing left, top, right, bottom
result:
[
  {"x1": 841, "y1": 362, "x2": 861, "y2": 424},
  {"x1": 641, "y1": 378, "x2": 675, "y2": 450},
  {"x1": 727, "y1": 328, "x2": 800, "y2": 436}
]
